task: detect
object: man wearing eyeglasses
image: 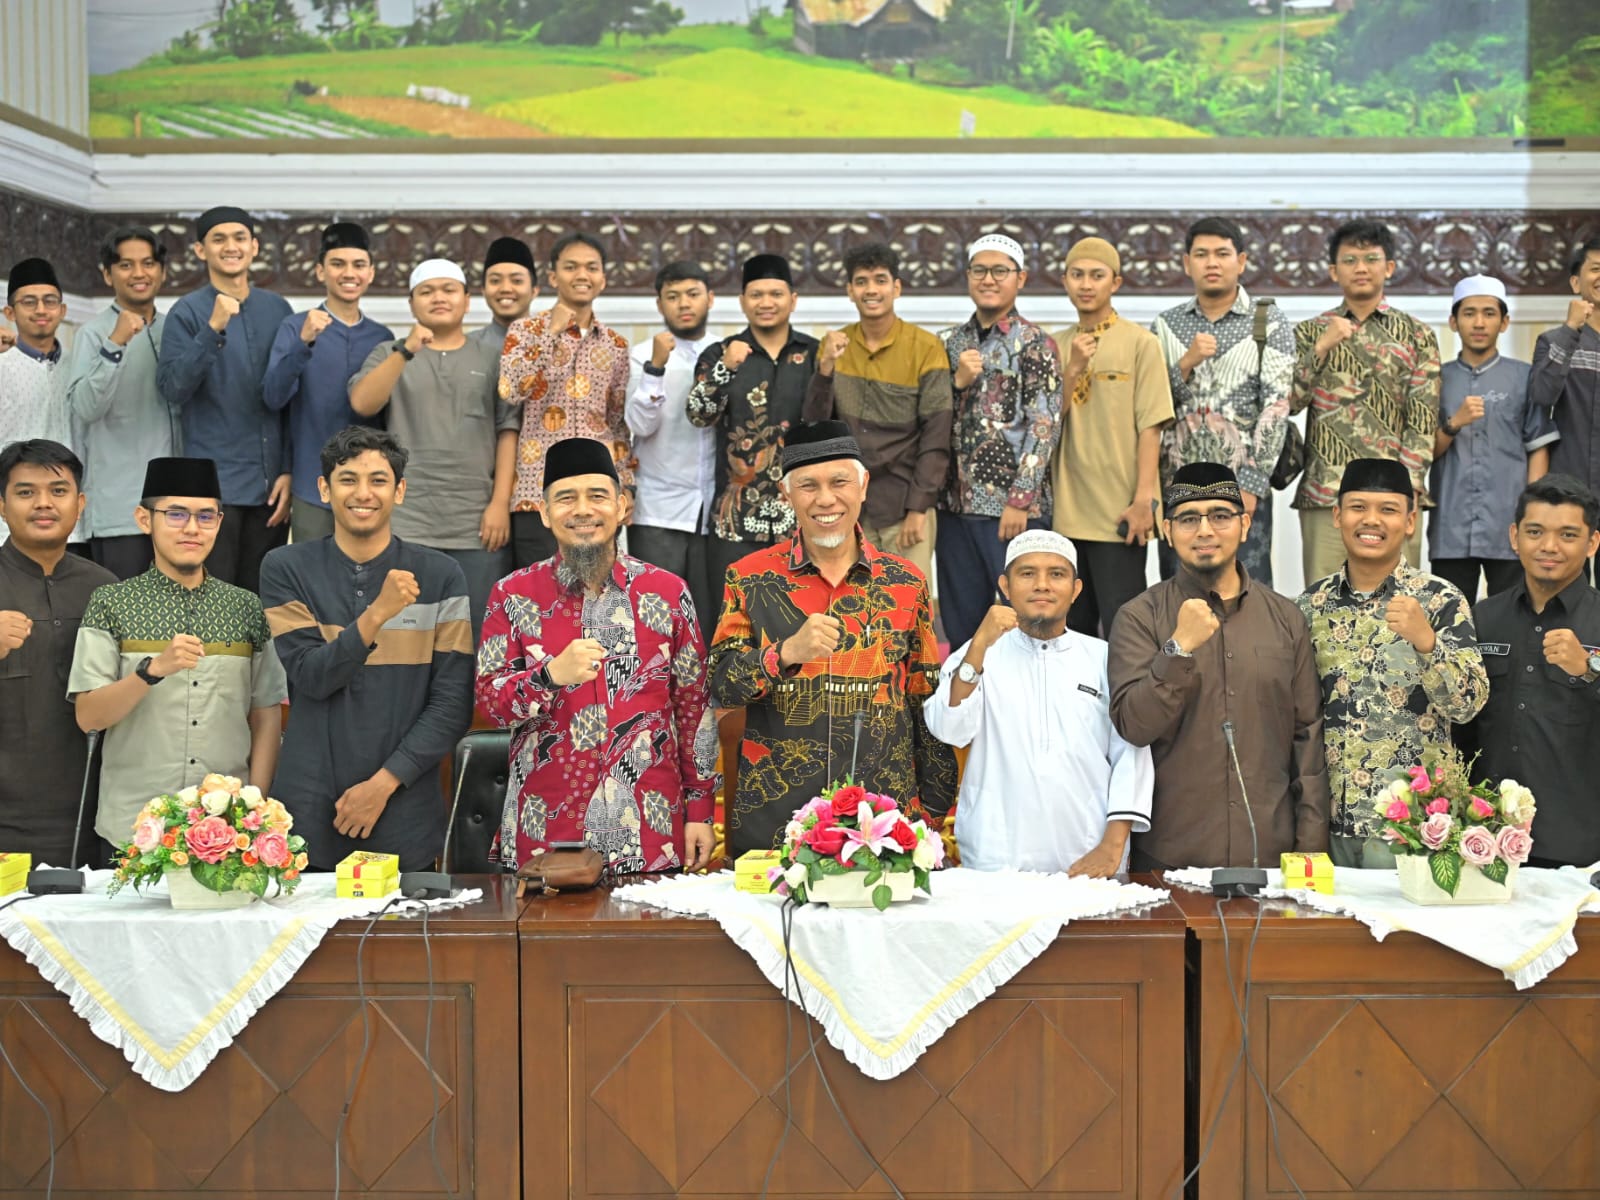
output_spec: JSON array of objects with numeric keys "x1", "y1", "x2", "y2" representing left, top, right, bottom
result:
[
  {"x1": 68, "y1": 456, "x2": 286, "y2": 858},
  {"x1": 1, "y1": 258, "x2": 75, "y2": 486},
  {"x1": 1108, "y1": 463, "x2": 1328, "y2": 870},
  {"x1": 1291, "y1": 220, "x2": 1440, "y2": 584}
]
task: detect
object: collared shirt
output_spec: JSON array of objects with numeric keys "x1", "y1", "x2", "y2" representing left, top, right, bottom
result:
[
  {"x1": 1109, "y1": 564, "x2": 1330, "y2": 868},
  {"x1": 156, "y1": 283, "x2": 294, "y2": 507},
  {"x1": 1152, "y1": 288, "x2": 1293, "y2": 499},
  {"x1": 260, "y1": 536, "x2": 474, "y2": 871},
  {"x1": 1458, "y1": 577, "x2": 1600, "y2": 867},
  {"x1": 67, "y1": 567, "x2": 287, "y2": 844},
  {"x1": 686, "y1": 327, "x2": 820, "y2": 544},
  {"x1": 924, "y1": 627, "x2": 1153, "y2": 872},
  {"x1": 1531, "y1": 322, "x2": 1600, "y2": 491},
  {"x1": 1296, "y1": 562, "x2": 1487, "y2": 838},
  {"x1": 0, "y1": 542, "x2": 115, "y2": 862},
  {"x1": 66, "y1": 305, "x2": 176, "y2": 539},
  {"x1": 469, "y1": 319, "x2": 514, "y2": 353},
  {"x1": 1291, "y1": 300, "x2": 1441, "y2": 510},
  {"x1": 803, "y1": 317, "x2": 954, "y2": 529},
  {"x1": 709, "y1": 532, "x2": 958, "y2": 857},
  {"x1": 0, "y1": 341, "x2": 77, "y2": 547},
  {"x1": 13, "y1": 340, "x2": 62, "y2": 365},
  {"x1": 625, "y1": 333, "x2": 717, "y2": 533},
  {"x1": 262, "y1": 306, "x2": 394, "y2": 507},
  {"x1": 476, "y1": 553, "x2": 717, "y2": 873},
  {"x1": 498, "y1": 311, "x2": 634, "y2": 510},
  {"x1": 938, "y1": 309, "x2": 1062, "y2": 519},
  {"x1": 1050, "y1": 315, "x2": 1175, "y2": 542},
  {"x1": 1429, "y1": 354, "x2": 1557, "y2": 560}
]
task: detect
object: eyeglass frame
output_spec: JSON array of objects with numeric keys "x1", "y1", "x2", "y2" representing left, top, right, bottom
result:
[
  {"x1": 966, "y1": 264, "x2": 1021, "y2": 281},
  {"x1": 7, "y1": 294, "x2": 63, "y2": 312},
  {"x1": 148, "y1": 505, "x2": 224, "y2": 530},
  {"x1": 1167, "y1": 506, "x2": 1244, "y2": 533}
]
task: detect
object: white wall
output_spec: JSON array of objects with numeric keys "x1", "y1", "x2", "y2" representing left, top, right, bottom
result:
[{"x1": 0, "y1": 0, "x2": 90, "y2": 139}]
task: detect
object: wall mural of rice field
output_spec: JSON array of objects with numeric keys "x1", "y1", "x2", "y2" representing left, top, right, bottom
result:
[{"x1": 87, "y1": 0, "x2": 1600, "y2": 144}]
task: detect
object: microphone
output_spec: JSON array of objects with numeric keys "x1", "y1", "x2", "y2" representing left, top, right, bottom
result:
[
  {"x1": 1211, "y1": 720, "x2": 1268, "y2": 898},
  {"x1": 28, "y1": 730, "x2": 100, "y2": 895},
  {"x1": 848, "y1": 710, "x2": 865, "y2": 784},
  {"x1": 399, "y1": 738, "x2": 474, "y2": 900}
]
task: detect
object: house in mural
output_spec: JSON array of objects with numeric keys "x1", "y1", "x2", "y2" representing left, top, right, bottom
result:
[{"x1": 793, "y1": 0, "x2": 951, "y2": 59}]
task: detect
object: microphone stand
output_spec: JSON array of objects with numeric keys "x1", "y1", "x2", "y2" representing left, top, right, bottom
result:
[
  {"x1": 28, "y1": 730, "x2": 100, "y2": 895},
  {"x1": 400, "y1": 740, "x2": 474, "y2": 900},
  {"x1": 1211, "y1": 720, "x2": 1268, "y2": 897}
]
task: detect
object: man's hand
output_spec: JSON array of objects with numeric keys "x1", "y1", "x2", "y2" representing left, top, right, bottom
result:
[
  {"x1": 897, "y1": 509, "x2": 928, "y2": 551},
  {"x1": 0, "y1": 610, "x2": 32, "y2": 658},
  {"x1": 375, "y1": 569, "x2": 420, "y2": 622},
  {"x1": 1117, "y1": 496, "x2": 1156, "y2": 545},
  {"x1": 817, "y1": 330, "x2": 849, "y2": 376},
  {"x1": 547, "y1": 301, "x2": 576, "y2": 332},
  {"x1": 300, "y1": 308, "x2": 333, "y2": 344},
  {"x1": 779, "y1": 613, "x2": 844, "y2": 667},
  {"x1": 997, "y1": 505, "x2": 1028, "y2": 541},
  {"x1": 1314, "y1": 315, "x2": 1356, "y2": 358},
  {"x1": 404, "y1": 324, "x2": 433, "y2": 355},
  {"x1": 109, "y1": 309, "x2": 147, "y2": 347},
  {"x1": 1068, "y1": 832, "x2": 1128, "y2": 878},
  {"x1": 1242, "y1": 491, "x2": 1259, "y2": 517},
  {"x1": 1172, "y1": 597, "x2": 1220, "y2": 654},
  {"x1": 1066, "y1": 332, "x2": 1096, "y2": 377},
  {"x1": 972, "y1": 604, "x2": 1018, "y2": 651},
  {"x1": 1385, "y1": 595, "x2": 1436, "y2": 654},
  {"x1": 1452, "y1": 395, "x2": 1486, "y2": 429},
  {"x1": 953, "y1": 347, "x2": 984, "y2": 390},
  {"x1": 650, "y1": 329, "x2": 675, "y2": 369},
  {"x1": 0, "y1": 325, "x2": 14, "y2": 353},
  {"x1": 1567, "y1": 298, "x2": 1595, "y2": 331},
  {"x1": 480, "y1": 499, "x2": 510, "y2": 552},
  {"x1": 267, "y1": 474, "x2": 292, "y2": 527},
  {"x1": 1179, "y1": 332, "x2": 1218, "y2": 375},
  {"x1": 721, "y1": 338, "x2": 752, "y2": 372},
  {"x1": 208, "y1": 294, "x2": 241, "y2": 334},
  {"x1": 333, "y1": 771, "x2": 399, "y2": 840},
  {"x1": 548, "y1": 637, "x2": 606, "y2": 688},
  {"x1": 1543, "y1": 628, "x2": 1591, "y2": 677},
  {"x1": 683, "y1": 824, "x2": 714, "y2": 872},
  {"x1": 149, "y1": 633, "x2": 205, "y2": 678}
]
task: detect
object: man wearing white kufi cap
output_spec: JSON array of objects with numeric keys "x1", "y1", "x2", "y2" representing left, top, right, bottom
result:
[
  {"x1": 1428, "y1": 273, "x2": 1557, "y2": 602},
  {"x1": 923, "y1": 527, "x2": 1153, "y2": 874},
  {"x1": 349, "y1": 257, "x2": 518, "y2": 635}
]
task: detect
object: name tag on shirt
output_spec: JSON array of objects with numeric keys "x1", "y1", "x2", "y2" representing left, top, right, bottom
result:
[
  {"x1": 1077, "y1": 683, "x2": 1101, "y2": 699},
  {"x1": 1479, "y1": 643, "x2": 1510, "y2": 656}
]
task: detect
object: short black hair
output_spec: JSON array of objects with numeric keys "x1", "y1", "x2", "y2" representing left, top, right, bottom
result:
[
  {"x1": 0, "y1": 439, "x2": 83, "y2": 491},
  {"x1": 320, "y1": 426, "x2": 410, "y2": 482},
  {"x1": 1450, "y1": 297, "x2": 1509, "y2": 319},
  {"x1": 655, "y1": 261, "x2": 710, "y2": 293},
  {"x1": 548, "y1": 232, "x2": 607, "y2": 268},
  {"x1": 1569, "y1": 237, "x2": 1600, "y2": 278},
  {"x1": 1514, "y1": 472, "x2": 1599, "y2": 532},
  {"x1": 98, "y1": 226, "x2": 168, "y2": 272},
  {"x1": 843, "y1": 242, "x2": 900, "y2": 282},
  {"x1": 1184, "y1": 217, "x2": 1246, "y2": 254},
  {"x1": 1327, "y1": 219, "x2": 1396, "y2": 264}
]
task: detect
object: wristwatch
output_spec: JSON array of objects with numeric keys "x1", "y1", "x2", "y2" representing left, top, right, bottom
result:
[
  {"x1": 1585, "y1": 651, "x2": 1600, "y2": 682},
  {"x1": 393, "y1": 339, "x2": 416, "y2": 361},
  {"x1": 1162, "y1": 637, "x2": 1192, "y2": 658},
  {"x1": 956, "y1": 659, "x2": 981, "y2": 685},
  {"x1": 134, "y1": 656, "x2": 164, "y2": 686},
  {"x1": 1439, "y1": 414, "x2": 1460, "y2": 437}
]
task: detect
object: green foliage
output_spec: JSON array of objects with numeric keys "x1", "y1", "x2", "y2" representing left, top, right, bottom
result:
[
  {"x1": 213, "y1": 0, "x2": 326, "y2": 58},
  {"x1": 871, "y1": 884, "x2": 893, "y2": 912},
  {"x1": 1429, "y1": 850, "x2": 1463, "y2": 897},
  {"x1": 942, "y1": 0, "x2": 1040, "y2": 82},
  {"x1": 1480, "y1": 858, "x2": 1510, "y2": 885}
]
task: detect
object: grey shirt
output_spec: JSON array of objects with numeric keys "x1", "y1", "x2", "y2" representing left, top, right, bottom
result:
[
  {"x1": 349, "y1": 337, "x2": 516, "y2": 550},
  {"x1": 66, "y1": 305, "x2": 178, "y2": 539},
  {"x1": 1531, "y1": 323, "x2": 1600, "y2": 491}
]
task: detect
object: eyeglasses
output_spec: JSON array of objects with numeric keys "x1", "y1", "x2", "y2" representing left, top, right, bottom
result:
[
  {"x1": 1337, "y1": 253, "x2": 1387, "y2": 267},
  {"x1": 967, "y1": 265, "x2": 1019, "y2": 281},
  {"x1": 151, "y1": 506, "x2": 222, "y2": 529},
  {"x1": 10, "y1": 296, "x2": 62, "y2": 312},
  {"x1": 1170, "y1": 508, "x2": 1242, "y2": 533}
]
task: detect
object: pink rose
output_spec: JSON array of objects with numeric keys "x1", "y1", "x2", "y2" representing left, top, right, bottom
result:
[
  {"x1": 1496, "y1": 825, "x2": 1533, "y2": 865},
  {"x1": 184, "y1": 815, "x2": 237, "y2": 865},
  {"x1": 1469, "y1": 795, "x2": 1495, "y2": 821},
  {"x1": 872, "y1": 794, "x2": 897, "y2": 814},
  {"x1": 1425, "y1": 798, "x2": 1449, "y2": 816},
  {"x1": 253, "y1": 831, "x2": 291, "y2": 869},
  {"x1": 131, "y1": 816, "x2": 164, "y2": 855},
  {"x1": 1458, "y1": 825, "x2": 1497, "y2": 867},
  {"x1": 1408, "y1": 765, "x2": 1433, "y2": 792},
  {"x1": 1380, "y1": 826, "x2": 1407, "y2": 844},
  {"x1": 1384, "y1": 797, "x2": 1411, "y2": 822},
  {"x1": 1418, "y1": 812, "x2": 1453, "y2": 851},
  {"x1": 186, "y1": 807, "x2": 205, "y2": 824},
  {"x1": 242, "y1": 810, "x2": 264, "y2": 831}
]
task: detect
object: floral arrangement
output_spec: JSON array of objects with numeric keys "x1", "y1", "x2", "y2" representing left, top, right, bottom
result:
[
  {"x1": 770, "y1": 781, "x2": 944, "y2": 911},
  {"x1": 1376, "y1": 748, "x2": 1535, "y2": 896},
  {"x1": 109, "y1": 774, "x2": 309, "y2": 899}
]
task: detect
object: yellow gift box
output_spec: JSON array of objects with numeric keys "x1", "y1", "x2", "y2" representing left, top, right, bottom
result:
[
  {"x1": 335, "y1": 851, "x2": 398, "y2": 898},
  {"x1": 734, "y1": 850, "x2": 782, "y2": 895},
  {"x1": 1280, "y1": 851, "x2": 1335, "y2": 895},
  {"x1": 0, "y1": 853, "x2": 31, "y2": 897}
]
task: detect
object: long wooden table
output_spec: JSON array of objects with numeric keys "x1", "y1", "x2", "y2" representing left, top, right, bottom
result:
[
  {"x1": 0, "y1": 875, "x2": 522, "y2": 1199},
  {"x1": 1169, "y1": 884, "x2": 1600, "y2": 1200},
  {"x1": 518, "y1": 875, "x2": 1189, "y2": 1200}
]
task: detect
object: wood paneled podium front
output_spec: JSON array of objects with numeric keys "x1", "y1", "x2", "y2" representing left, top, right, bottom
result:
[{"x1": 519, "y1": 875, "x2": 1188, "y2": 1200}]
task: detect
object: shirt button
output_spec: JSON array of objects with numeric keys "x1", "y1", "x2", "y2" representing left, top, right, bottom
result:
[
  {"x1": 1518, "y1": 703, "x2": 1525, "y2": 710},
  {"x1": 1226, "y1": 652, "x2": 1233, "y2": 659},
  {"x1": 1535, "y1": 626, "x2": 1542, "y2": 633},
  {"x1": 356, "y1": 590, "x2": 364, "y2": 597},
  {"x1": 189, "y1": 757, "x2": 196, "y2": 764},
  {"x1": 1527, "y1": 665, "x2": 1534, "y2": 672}
]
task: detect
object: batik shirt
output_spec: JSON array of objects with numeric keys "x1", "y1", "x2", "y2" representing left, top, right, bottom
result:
[
  {"x1": 709, "y1": 532, "x2": 959, "y2": 858},
  {"x1": 475, "y1": 553, "x2": 717, "y2": 874},
  {"x1": 939, "y1": 310, "x2": 1063, "y2": 519},
  {"x1": 1296, "y1": 563, "x2": 1487, "y2": 839},
  {"x1": 1291, "y1": 301, "x2": 1441, "y2": 509}
]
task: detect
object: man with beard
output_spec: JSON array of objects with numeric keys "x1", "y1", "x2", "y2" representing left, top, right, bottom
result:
[
  {"x1": 923, "y1": 530, "x2": 1153, "y2": 875},
  {"x1": 687, "y1": 254, "x2": 819, "y2": 592},
  {"x1": 1531, "y1": 237, "x2": 1600, "y2": 576},
  {"x1": 1109, "y1": 463, "x2": 1328, "y2": 871},
  {"x1": 1, "y1": 258, "x2": 74, "y2": 466},
  {"x1": 477, "y1": 438, "x2": 717, "y2": 875},
  {"x1": 626, "y1": 261, "x2": 718, "y2": 639},
  {"x1": 471, "y1": 236, "x2": 538, "y2": 352}
]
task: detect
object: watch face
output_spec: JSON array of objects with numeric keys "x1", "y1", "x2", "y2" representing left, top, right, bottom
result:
[{"x1": 1589, "y1": 652, "x2": 1600, "y2": 675}]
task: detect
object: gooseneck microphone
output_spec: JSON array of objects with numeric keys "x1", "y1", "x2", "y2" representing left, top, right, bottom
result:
[
  {"x1": 848, "y1": 711, "x2": 865, "y2": 785},
  {"x1": 27, "y1": 730, "x2": 99, "y2": 895},
  {"x1": 400, "y1": 739, "x2": 474, "y2": 900},
  {"x1": 1211, "y1": 720, "x2": 1268, "y2": 897}
]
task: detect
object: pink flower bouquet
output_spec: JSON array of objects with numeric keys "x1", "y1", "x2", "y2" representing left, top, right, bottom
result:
[{"x1": 769, "y1": 780, "x2": 944, "y2": 911}]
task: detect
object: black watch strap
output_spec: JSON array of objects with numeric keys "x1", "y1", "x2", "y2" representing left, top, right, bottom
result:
[
  {"x1": 135, "y1": 656, "x2": 163, "y2": 686},
  {"x1": 394, "y1": 339, "x2": 415, "y2": 361}
]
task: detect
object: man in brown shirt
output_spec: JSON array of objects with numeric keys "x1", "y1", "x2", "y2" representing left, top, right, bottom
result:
[{"x1": 1108, "y1": 463, "x2": 1328, "y2": 870}]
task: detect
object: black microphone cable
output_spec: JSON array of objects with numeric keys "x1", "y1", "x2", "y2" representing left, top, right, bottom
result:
[{"x1": 332, "y1": 894, "x2": 404, "y2": 1200}]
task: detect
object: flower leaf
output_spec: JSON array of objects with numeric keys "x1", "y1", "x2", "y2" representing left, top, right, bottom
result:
[
  {"x1": 1480, "y1": 858, "x2": 1510, "y2": 885},
  {"x1": 871, "y1": 884, "x2": 892, "y2": 912},
  {"x1": 1429, "y1": 849, "x2": 1463, "y2": 896}
]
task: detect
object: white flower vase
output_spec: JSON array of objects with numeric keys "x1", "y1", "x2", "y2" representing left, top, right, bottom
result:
[
  {"x1": 806, "y1": 869, "x2": 913, "y2": 908},
  {"x1": 165, "y1": 865, "x2": 257, "y2": 911},
  {"x1": 1396, "y1": 855, "x2": 1517, "y2": 905}
]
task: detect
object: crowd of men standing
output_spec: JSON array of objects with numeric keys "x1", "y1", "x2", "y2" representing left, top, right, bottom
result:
[{"x1": 2, "y1": 207, "x2": 1598, "y2": 883}]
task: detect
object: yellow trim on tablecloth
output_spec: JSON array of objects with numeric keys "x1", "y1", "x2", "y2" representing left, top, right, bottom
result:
[
  {"x1": 20, "y1": 916, "x2": 307, "y2": 1069},
  {"x1": 1506, "y1": 890, "x2": 1600, "y2": 974}
]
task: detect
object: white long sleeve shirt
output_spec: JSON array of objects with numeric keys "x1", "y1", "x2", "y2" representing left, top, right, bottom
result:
[
  {"x1": 626, "y1": 334, "x2": 717, "y2": 534},
  {"x1": 923, "y1": 627, "x2": 1154, "y2": 872}
]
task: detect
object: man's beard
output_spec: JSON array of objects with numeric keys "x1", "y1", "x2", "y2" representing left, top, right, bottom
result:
[
  {"x1": 1018, "y1": 612, "x2": 1060, "y2": 638},
  {"x1": 556, "y1": 539, "x2": 613, "y2": 590},
  {"x1": 669, "y1": 317, "x2": 707, "y2": 340}
]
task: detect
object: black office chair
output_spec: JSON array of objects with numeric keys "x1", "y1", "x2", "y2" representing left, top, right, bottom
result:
[{"x1": 446, "y1": 729, "x2": 512, "y2": 873}]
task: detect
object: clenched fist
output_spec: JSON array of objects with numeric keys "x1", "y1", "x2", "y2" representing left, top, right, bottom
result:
[
  {"x1": 208, "y1": 294, "x2": 241, "y2": 333},
  {"x1": 1066, "y1": 331, "x2": 1097, "y2": 376},
  {"x1": 1451, "y1": 395, "x2": 1486, "y2": 430},
  {"x1": 721, "y1": 339, "x2": 752, "y2": 372},
  {"x1": 1314, "y1": 315, "x2": 1356, "y2": 357},
  {"x1": 0, "y1": 326, "x2": 14, "y2": 353},
  {"x1": 548, "y1": 637, "x2": 605, "y2": 688},
  {"x1": 650, "y1": 329, "x2": 676, "y2": 368},
  {"x1": 1543, "y1": 628, "x2": 1591, "y2": 677},
  {"x1": 375, "y1": 569, "x2": 420, "y2": 622},
  {"x1": 403, "y1": 324, "x2": 433, "y2": 355},
  {"x1": 972, "y1": 604, "x2": 1018, "y2": 650},
  {"x1": 779, "y1": 613, "x2": 844, "y2": 668},
  {"x1": 149, "y1": 634, "x2": 205, "y2": 678},
  {"x1": 1385, "y1": 595, "x2": 1435, "y2": 654},
  {"x1": 0, "y1": 610, "x2": 32, "y2": 657},
  {"x1": 301, "y1": 308, "x2": 333, "y2": 344},
  {"x1": 1171, "y1": 597, "x2": 1220, "y2": 654},
  {"x1": 1567, "y1": 298, "x2": 1595, "y2": 331},
  {"x1": 953, "y1": 347, "x2": 984, "y2": 390},
  {"x1": 109, "y1": 309, "x2": 147, "y2": 347},
  {"x1": 818, "y1": 330, "x2": 849, "y2": 376},
  {"x1": 1179, "y1": 332, "x2": 1218, "y2": 375}
]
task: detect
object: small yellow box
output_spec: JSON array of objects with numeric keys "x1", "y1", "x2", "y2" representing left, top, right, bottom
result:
[
  {"x1": 336, "y1": 878, "x2": 398, "y2": 899},
  {"x1": 0, "y1": 853, "x2": 31, "y2": 897},
  {"x1": 734, "y1": 850, "x2": 783, "y2": 895},
  {"x1": 1280, "y1": 852, "x2": 1335, "y2": 895},
  {"x1": 335, "y1": 851, "x2": 398, "y2": 899}
]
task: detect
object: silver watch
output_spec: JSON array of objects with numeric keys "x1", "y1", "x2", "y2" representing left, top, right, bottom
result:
[
  {"x1": 956, "y1": 660, "x2": 981, "y2": 685},
  {"x1": 1162, "y1": 637, "x2": 1192, "y2": 658}
]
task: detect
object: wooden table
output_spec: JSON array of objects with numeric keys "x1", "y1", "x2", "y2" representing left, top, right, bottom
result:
[
  {"x1": 520, "y1": 874, "x2": 1188, "y2": 1199},
  {"x1": 0, "y1": 875, "x2": 522, "y2": 1199},
  {"x1": 1169, "y1": 883, "x2": 1600, "y2": 1200}
]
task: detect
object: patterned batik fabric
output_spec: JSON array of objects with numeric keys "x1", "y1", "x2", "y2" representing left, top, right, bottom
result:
[
  {"x1": 498, "y1": 310, "x2": 634, "y2": 510},
  {"x1": 1296, "y1": 562, "x2": 1488, "y2": 839},
  {"x1": 708, "y1": 532, "x2": 959, "y2": 858},
  {"x1": 939, "y1": 311, "x2": 1063, "y2": 520},
  {"x1": 1290, "y1": 301, "x2": 1441, "y2": 510},
  {"x1": 475, "y1": 553, "x2": 717, "y2": 873}
]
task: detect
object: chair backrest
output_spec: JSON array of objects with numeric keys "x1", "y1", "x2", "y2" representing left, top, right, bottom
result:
[{"x1": 447, "y1": 728, "x2": 513, "y2": 874}]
